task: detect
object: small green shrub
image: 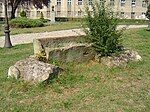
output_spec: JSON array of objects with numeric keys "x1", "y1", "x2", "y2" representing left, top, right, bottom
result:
[
  {"x1": 55, "y1": 17, "x2": 83, "y2": 22},
  {"x1": 118, "y1": 19, "x2": 148, "y2": 25},
  {"x1": 20, "y1": 11, "x2": 27, "y2": 18},
  {"x1": 55, "y1": 17, "x2": 69, "y2": 22},
  {"x1": 146, "y1": 4, "x2": 150, "y2": 29},
  {"x1": 10, "y1": 18, "x2": 44, "y2": 28},
  {"x1": 39, "y1": 19, "x2": 49, "y2": 23},
  {"x1": 84, "y1": 2, "x2": 123, "y2": 56}
]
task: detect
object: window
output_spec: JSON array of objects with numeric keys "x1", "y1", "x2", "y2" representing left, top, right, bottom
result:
[
  {"x1": 131, "y1": 0, "x2": 136, "y2": 7},
  {"x1": 0, "y1": 3, "x2": 2, "y2": 16},
  {"x1": 141, "y1": 12, "x2": 146, "y2": 18},
  {"x1": 142, "y1": 12, "x2": 146, "y2": 16},
  {"x1": 110, "y1": 0, "x2": 115, "y2": 6},
  {"x1": 0, "y1": 3, "x2": 2, "y2": 9},
  {"x1": 47, "y1": 11, "x2": 50, "y2": 18},
  {"x1": 68, "y1": 0, "x2": 71, "y2": 5},
  {"x1": 78, "y1": 11, "x2": 82, "y2": 16},
  {"x1": 0, "y1": 11, "x2": 2, "y2": 16},
  {"x1": 131, "y1": 12, "x2": 135, "y2": 19},
  {"x1": 67, "y1": 11, "x2": 71, "y2": 16},
  {"x1": 57, "y1": 0, "x2": 61, "y2": 5},
  {"x1": 142, "y1": 0, "x2": 146, "y2": 7},
  {"x1": 26, "y1": 10, "x2": 30, "y2": 17},
  {"x1": 57, "y1": 11, "x2": 61, "y2": 16},
  {"x1": 120, "y1": 12, "x2": 125, "y2": 18},
  {"x1": 47, "y1": 0, "x2": 50, "y2": 8},
  {"x1": 8, "y1": 3, "x2": 11, "y2": 10},
  {"x1": 120, "y1": 0, "x2": 125, "y2": 6},
  {"x1": 89, "y1": 0, "x2": 93, "y2": 5},
  {"x1": 31, "y1": 11, "x2": 34, "y2": 17},
  {"x1": 37, "y1": 11, "x2": 41, "y2": 17},
  {"x1": 78, "y1": 0, "x2": 82, "y2": 5},
  {"x1": 8, "y1": 11, "x2": 11, "y2": 17}
]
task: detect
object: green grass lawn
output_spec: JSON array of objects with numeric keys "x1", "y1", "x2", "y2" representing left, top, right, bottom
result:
[
  {"x1": 0, "y1": 21, "x2": 82, "y2": 36},
  {"x1": 0, "y1": 20, "x2": 148, "y2": 37},
  {"x1": 0, "y1": 29, "x2": 150, "y2": 112}
]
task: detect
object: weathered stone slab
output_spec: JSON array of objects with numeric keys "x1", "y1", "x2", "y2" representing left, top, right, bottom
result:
[
  {"x1": 33, "y1": 36, "x2": 95, "y2": 63},
  {"x1": 33, "y1": 36, "x2": 85, "y2": 51},
  {"x1": 45, "y1": 43, "x2": 95, "y2": 63},
  {"x1": 8, "y1": 58, "x2": 61, "y2": 84},
  {"x1": 100, "y1": 49, "x2": 142, "y2": 67}
]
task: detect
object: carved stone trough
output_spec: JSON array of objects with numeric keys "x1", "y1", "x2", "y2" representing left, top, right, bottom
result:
[{"x1": 33, "y1": 36, "x2": 95, "y2": 63}]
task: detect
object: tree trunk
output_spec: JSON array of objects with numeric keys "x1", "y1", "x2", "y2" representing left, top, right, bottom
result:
[
  {"x1": 10, "y1": 8, "x2": 16, "y2": 19},
  {"x1": 149, "y1": 19, "x2": 150, "y2": 28},
  {"x1": 4, "y1": 0, "x2": 12, "y2": 48},
  {"x1": 10, "y1": 0, "x2": 22, "y2": 19}
]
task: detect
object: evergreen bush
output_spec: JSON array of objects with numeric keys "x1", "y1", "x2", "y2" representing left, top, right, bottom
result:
[
  {"x1": 84, "y1": 2, "x2": 123, "y2": 56},
  {"x1": 146, "y1": 4, "x2": 150, "y2": 29},
  {"x1": 10, "y1": 18, "x2": 44, "y2": 28},
  {"x1": 20, "y1": 11, "x2": 27, "y2": 18}
]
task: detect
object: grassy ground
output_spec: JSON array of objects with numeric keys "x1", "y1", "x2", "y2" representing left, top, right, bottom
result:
[
  {"x1": 0, "y1": 20, "x2": 148, "y2": 37},
  {"x1": 0, "y1": 29, "x2": 150, "y2": 112},
  {"x1": 0, "y1": 21, "x2": 82, "y2": 36}
]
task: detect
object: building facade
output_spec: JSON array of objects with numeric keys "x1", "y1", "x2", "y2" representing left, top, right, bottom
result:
[
  {"x1": 51, "y1": 0, "x2": 149, "y2": 19},
  {"x1": 0, "y1": 0, "x2": 149, "y2": 20}
]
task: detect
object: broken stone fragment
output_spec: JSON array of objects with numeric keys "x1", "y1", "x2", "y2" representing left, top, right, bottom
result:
[
  {"x1": 100, "y1": 49, "x2": 142, "y2": 67},
  {"x1": 8, "y1": 58, "x2": 61, "y2": 84},
  {"x1": 8, "y1": 66, "x2": 20, "y2": 79}
]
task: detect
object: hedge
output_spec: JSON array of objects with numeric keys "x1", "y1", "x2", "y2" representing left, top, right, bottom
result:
[{"x1": 10, "y1": 18, "x2": 44, "y2": 28}]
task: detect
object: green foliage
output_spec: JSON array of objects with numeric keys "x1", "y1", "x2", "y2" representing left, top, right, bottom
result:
[
  {"x1": 146, "y1": 4, "x2": 150, "y2": 29},
  {"x1": 0, "y1": 21, "x2": 81, "y2": 36},
  {"x1": 55, "y1": 17, "x2": 83, "y2": 22},
  {"x1": 55, "y1": 17, "x2": 69, "y2": 22},
  {"x1": 84, "y1": 2, "x2": 123, "y2": 56},
  {"x1": 118, "y1": 19, "x2": 148, "y2": 25},
  {"x1": 146, "y1": 4, "x2": 150, "y2": 20},
  {"x1": 10, "y1": 18, "x2": 44, "y2": 28},
  {"x1": 39, "y1": 19, "x2": 49, "y2": 23},
  {"x1": 20, "y1": 11, "x2": 27, "y2": 18}
]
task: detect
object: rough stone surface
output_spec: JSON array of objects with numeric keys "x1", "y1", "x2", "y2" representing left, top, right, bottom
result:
[
  {"x1": 45, "y1": 43, "x2": 95, "y2": 63},
  {"x1": 8, "y1": 66, "x2": 20, "y2": 79},
  {"x1": 100, "y1": 49, "x2": 142, "y2": 67},
  {"x1": 8, "y1": 58, "x2": 60, "y2": 83},
  {"x1": 33, "y1": 39, "x2": 45, "y2": 55},
  {"x1": 33, "y1": 35, "x2": 95, "y2": 63}
]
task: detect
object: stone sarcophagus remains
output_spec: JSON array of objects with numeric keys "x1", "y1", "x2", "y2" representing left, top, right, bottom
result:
[{"x1": 33, "y1": 36, "x2": 95, "y2": 63}]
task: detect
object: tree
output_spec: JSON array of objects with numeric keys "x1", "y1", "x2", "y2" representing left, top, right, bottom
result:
[
  {"x1": 4, "y1": 0, "x2": 48, "y2": 48},
  {"x1": 20, "y1": 10, "x2": 27, "y2": 17},
  {"x1": 84, "y1": 2, "x2": 123, "y2": 56},
  {"x1": 146, "y1": 4, "x2": 150, "y2": 29},
  {"x1": 9, "y1": 0, "x2": 49, "y2": 19}
]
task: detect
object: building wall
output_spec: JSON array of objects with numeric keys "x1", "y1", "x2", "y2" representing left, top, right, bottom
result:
[
  {"x1": 0, "y1": 0, "x2": 5, "y2": 18},
  {"x1": 51, "y1": 0, "x2": 149, "y2": 19},
  {"x1": 0, "y1": 0, "x2": 149, "y2": 20}
]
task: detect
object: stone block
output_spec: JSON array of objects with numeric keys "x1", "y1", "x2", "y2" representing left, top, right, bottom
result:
[{"x1": 8, "y1": 58, "x2": 61, "y2": 84}]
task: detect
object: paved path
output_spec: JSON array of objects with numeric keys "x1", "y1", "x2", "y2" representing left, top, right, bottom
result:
[{"x1": 0, "y1": 25, "x2": 148, "y2": 47}]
